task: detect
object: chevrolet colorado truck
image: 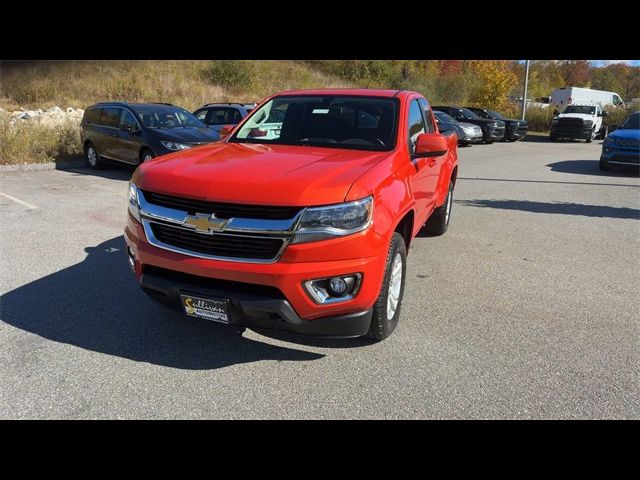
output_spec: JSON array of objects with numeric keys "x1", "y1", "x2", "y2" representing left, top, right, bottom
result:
[{"x1": 124, "y1": 89, "x2": 458, "y2": 340}]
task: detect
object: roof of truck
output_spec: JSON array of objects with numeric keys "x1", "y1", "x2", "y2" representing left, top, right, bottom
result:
[{"x1": 276, "y1": 88, "x2": 410, "y2": 98}]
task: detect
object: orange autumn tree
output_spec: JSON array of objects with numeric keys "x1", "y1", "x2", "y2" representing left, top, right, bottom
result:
[{"x1": 466, "y1": 60, "x2": 518, "y2": 111}]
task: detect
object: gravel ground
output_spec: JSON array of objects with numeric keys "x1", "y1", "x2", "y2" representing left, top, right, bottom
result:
[{"x1": 1, "y1": 137, "x2": 638, "y2": 419}]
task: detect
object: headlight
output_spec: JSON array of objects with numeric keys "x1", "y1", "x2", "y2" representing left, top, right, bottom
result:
[
  {"x1": 128, "y1": 182, "x2": 142, "y2": 223},
  {"x1": 462, "y1": 127, "x2": 475, "y2": 134},
  {"x1": 552, "y1": 118, "x2": 559, "y2": 125},
  {"x1": 292, "y1": 196, "x2": 373, "y2": 244},
  {"x1": 160, "y1": 141, "x2": 191, "y2": 151},
  {"x1": 584, "y1": 120, "x2": 593, "y2": 127}
]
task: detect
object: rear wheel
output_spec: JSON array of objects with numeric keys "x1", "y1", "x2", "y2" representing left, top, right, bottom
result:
[
  {"x1": 599, "y1": 158, "x2": 610, "y2": 171},
  {"x1": 367, "y1": 232, "x2": 407, "y2": 341},
  {"x1": 85, "y1": 142, "x2": 102, "y2": 169},
  {"x1": 549, "y1": 133, "x2": 557, "y2": 142}
]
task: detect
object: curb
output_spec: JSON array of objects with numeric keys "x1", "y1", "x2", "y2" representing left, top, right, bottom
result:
[{"x1": 0, "y1": 159, "x2": 86, "y2": 172}]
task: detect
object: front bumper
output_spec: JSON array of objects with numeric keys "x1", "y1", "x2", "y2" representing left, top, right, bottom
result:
[
  {"x1": 505, "y1": 125, "x2": 528, "y2": 140},
  {"x1": 600, "y1": 147, "x2": 640, "y2": 167},
  {"x1": 124, "y1": 212, "x2": 388, "y2": 330},
  {"x1": 550, "y1": 124, "x2": 591, "y2": 140},
  {"x1": 139, "y1": 266, "x2": 372, "y2": 337},
  {"x1": 461, "y1": 132, "x2": 483, "y2": 144},
  {"x1": 486, "y1": 127, "x2": 506, "y2": 141}
]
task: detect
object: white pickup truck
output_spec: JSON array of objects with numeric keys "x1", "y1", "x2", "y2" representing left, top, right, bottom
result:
[{"x1": 549, "y1": 104, "x2": 607, "y2": 143}]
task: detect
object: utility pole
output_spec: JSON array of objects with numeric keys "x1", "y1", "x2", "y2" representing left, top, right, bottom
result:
[{"x1": 521, "y1": 60, "x2": 530, "y2": 121}]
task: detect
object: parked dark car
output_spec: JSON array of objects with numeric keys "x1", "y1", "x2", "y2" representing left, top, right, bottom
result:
[
  {"x1": 434, "y1": 110, "x2": 483, "y2": 146},
  {"x1": 80, "y1": 102, "x2": 219, "y2": 169},
  {"x1": 433, "y1": 106, "x2": 505, "y2": 143},
  {"x1": 193, "y1": 103, "x2": 256, "y2": 136},
  {"x1": 466, "y1": 107, "x2": 528, "y2": 141}
]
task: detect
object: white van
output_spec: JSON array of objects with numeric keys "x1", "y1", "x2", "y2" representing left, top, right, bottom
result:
[{"x1": 551, "y1": 87, "x2": 624, "y2": 112}]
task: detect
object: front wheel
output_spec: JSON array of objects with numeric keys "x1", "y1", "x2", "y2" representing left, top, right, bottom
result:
[
  {"x1": 85, "y1": 142, "x2": 103, "y2": 169},
  {"x1": 367, "y1": 232, "x2": 407, "y2": 341},
  {"x1": 424, "y1": 181, "x2": 453, "y2": 236},
  {"x1": 140, "y1": 148, "x2": 155, "y2": 163},
  {"x1": 599, "y1": 158, "x2": 610, "y2": 171}
]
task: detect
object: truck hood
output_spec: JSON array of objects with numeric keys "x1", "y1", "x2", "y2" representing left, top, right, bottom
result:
[
  {"x1": 558, "y1": 113, "x2": 595, "y2": 121},
  {"x1": 136, "y1": 142, "x2": 390, "y2": 206},
  {"x1": 150, "y1": 127, "x2": 219, "y2": 143}
]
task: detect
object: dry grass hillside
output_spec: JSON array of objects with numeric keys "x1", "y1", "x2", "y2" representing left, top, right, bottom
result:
[
  {"x1": 0, "y1": 60, "x2": 353, "y2": 164},
  {"x1": 0, "y1": 60, "x2": 353, "y2": 111}
]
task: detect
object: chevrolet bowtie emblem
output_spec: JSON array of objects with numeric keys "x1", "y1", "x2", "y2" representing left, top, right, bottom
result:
[{"x1": 183, "y1": 213, "x2": 228, "y2": 233}]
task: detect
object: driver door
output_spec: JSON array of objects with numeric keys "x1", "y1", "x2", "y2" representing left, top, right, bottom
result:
[{"x1": 407, "y1": 99, "x2": 439, "y2": 227}]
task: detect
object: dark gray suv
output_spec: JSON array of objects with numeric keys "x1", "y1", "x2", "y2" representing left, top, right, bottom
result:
[{"x1": 81, "y1": 102, "x2": 219, "y2": 169}]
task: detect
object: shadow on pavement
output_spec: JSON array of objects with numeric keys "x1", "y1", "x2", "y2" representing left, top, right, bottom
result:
[
  {"x1": 56, "y1": 160, "x2": 136, "y2": 181},
  {"x1": 456, "y1": 199, "x2": 639, "y2": 220},
  {"x1": 519, "y1": 135, "x2": 552, "y2": 143},
  {"x1": 1, "y1": 237, "x2": 325, "y2": 370},
  {"x1": 547, "y1": 160, "x2": 640, "y2": 177}
]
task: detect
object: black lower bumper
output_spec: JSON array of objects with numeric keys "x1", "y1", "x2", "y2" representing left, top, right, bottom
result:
[
  {"x1": 139, "y1": 271, "x2": 372, "y2": 338},
  {"x1": 551, "y1": 126, "x2": 591, "y2": 140}
]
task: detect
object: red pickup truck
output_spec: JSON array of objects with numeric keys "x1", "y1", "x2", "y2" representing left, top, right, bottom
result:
[{"x1": 124, "y1": 89, "x2": 458, "y2": 340}]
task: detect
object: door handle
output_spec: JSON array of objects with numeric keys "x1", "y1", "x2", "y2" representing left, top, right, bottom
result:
[{"x1": 427, "y1": 158, "x2": 437, "y2": 167}]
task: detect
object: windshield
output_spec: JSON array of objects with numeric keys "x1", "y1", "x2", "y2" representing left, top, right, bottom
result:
[
  {"x1": 134, "y1": 106, "x2": 205, "y2": 129},
  {"x1": 488, "y1": 110, "x2": 504, "y2": 120},
  {"x1": 434, "y1": 111, "x2": 456, "y2": 123},
  {"x1": 231, "y1": 95, "x2": 398, "y2": 151},
  {"x1": 459, "y1": 108, "x2": 481, "y2": 120},
  {"x1": 620, "y1": 113, "x2": 640, "y2": 130},
  {"x1": 564, "y1": 106, "x2": 596, "y2": 115}
]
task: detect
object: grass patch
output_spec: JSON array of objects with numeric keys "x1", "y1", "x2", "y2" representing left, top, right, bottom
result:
[{"x1": 0, "y1": 119, "x2": 82, "y2": 165}]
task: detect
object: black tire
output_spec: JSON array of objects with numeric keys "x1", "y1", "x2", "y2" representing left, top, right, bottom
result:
[
  {"x1": 424, "y1": 181, "x2": 453, "y2": 236},
  {"x1": 85, "y1": 142, "x2": 103, "y2": 170},
  {"x1": 549, "y1": 134, "x2": 557, "y2": 142},
  {"x1": 586, "y1": 134, "x2": 592, "y2": 143},
  {"x1": 140, "y1": 148, "x2": 155, "y2": 164},
  {"x1": 599, "y1": 158, "x2": 610, "y2": 171},
  {"x1": 485, "y1": 138, "x2": 494, "y2": 144},
  {"x1": 367, "y1": 232, "x2": 407, "y2": 341}
]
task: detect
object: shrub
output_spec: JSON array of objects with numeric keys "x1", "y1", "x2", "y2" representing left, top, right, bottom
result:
[
  {"x1": 603, "y1": 105, "x2": 635, "y2": 130},
  {"x1": 0, "y1": 120, "x2": 82, "y2": 165},
  {"x1": 204, "y1": 61, "x2": 258, "y2": 91},
  {"x1": 524, "y1": 106, "x2": 555, "y2": 132}
]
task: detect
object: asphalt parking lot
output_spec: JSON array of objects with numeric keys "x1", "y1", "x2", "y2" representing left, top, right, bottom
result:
[{"x1": 1, "y1": 138, "x2": 639, "y2": 419}]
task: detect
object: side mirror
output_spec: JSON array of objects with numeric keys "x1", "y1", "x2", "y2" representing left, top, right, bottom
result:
[
  {"x1": 120, "y1": 124, "x2": 134, "y2": 132},
  {"x1": 602, "y1": 111, "x2": 608, "y2": 117},
  {"x1": 219, "y1": 125, "x2": 234, "y2": 138},
  {"x1": 415, "y1": 133, "x2": 448, "y2": 158}
]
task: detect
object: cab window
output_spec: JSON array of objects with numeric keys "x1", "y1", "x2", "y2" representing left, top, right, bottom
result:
[{"x1": 418, "y1": 98, "x2": 435, "y2": 133}]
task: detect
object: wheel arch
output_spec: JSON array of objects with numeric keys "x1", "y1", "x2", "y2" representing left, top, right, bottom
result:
[{"x1": 393, "y1": 209, "x2": 414, "y2": 250}]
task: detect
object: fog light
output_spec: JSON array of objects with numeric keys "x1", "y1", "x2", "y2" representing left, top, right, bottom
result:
[
  {"x1": 329, "y1": 277, "x2": 347, "y2": 296},
  {"x1": 303, "y1": 274, "x2": 362, "y2": 304}
]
